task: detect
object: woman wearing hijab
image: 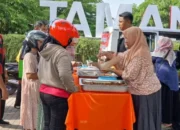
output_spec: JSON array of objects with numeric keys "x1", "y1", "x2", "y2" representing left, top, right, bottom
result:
[
  {"x1": 152, "y1": 37, "x2": 179, "y2": 129},
  {"x1": 38, "y1": 19, "x2": 79, "y2": 130},
  {"x1": 20, "y1": 30, "x2": 47, "y2": 130},
  {"x1": 98, "y1": 27, "x2": 161, "y2": 130}
]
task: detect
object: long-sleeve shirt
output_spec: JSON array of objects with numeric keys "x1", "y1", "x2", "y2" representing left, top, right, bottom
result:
[
  {"x1": 122, "y1": 57, "x2": 161, "y2": 95},
  {"x1": 38, "y1": 43, "x2": 78, "y2": 93},
  {"x1": 152, "y1": 56, "x2": 179, "y2": 91}
]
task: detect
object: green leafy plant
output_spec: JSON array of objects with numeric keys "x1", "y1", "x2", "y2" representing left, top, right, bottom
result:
[
  {"x1": 3, "y1": 34, "x2": 25, "y2": 62},
  {"x1": 0, "y1": 0, "x2": 49, "y2": 34},
  {"x1": 173, "y1": 41, "x2": 180, "y2": 51},
  {"x1": 76, "y1": 37, "x2": 100, "y2": 63},
  {"x1": 3, "y1": 34, "x2": 101, "y2": 63}
]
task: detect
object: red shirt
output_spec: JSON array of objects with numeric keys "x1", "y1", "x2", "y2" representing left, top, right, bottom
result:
[{"x1": 0, "y1": 35, "x2": 4, "y2": 75}]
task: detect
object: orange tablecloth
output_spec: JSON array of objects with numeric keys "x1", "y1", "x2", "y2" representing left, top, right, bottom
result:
[{"x1": 65, "y1": 92, "x2": 135, "y2": 130}]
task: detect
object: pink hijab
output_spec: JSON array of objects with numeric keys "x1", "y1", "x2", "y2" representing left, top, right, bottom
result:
[
  {"x1": 152, "y1": 36, "x2": 176, "y2": 66},
  {"x1": 121, "y1": 27, "x2": 152, "y2": 68}
]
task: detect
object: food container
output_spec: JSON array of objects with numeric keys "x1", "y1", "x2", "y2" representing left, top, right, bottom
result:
[
  {"x1": 81, "y1": 79, "x2": 128, "y2": 92},
  {"x1": 98, "y1": 76, "x2": 117, "y2": 80},
  {"x1": 81, "y1": 79, "x2": 123, "y2": 85},
  {"x1": 77, "y1": 66, "x2": 117, "y2": 78},
  {"x1": 77, "y1": 66, "x2": 101, "y2": 77},
  {"x1": 82, "y1": 85, "x2": 128, "y2": 92}
]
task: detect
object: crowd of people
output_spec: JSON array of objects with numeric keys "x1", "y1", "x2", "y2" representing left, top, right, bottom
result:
[{"x1": 0, "y1": 12, "x2": 179, "y2": 130}]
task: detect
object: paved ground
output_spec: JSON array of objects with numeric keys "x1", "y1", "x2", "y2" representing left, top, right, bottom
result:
[{"x1": 0, "y1": 94, "x2": 22, "y2": 130}]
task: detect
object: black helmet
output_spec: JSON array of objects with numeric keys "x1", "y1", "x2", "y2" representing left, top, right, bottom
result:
[{"x1": 26, "y1": 30, "x2": 47, "y2": 50}]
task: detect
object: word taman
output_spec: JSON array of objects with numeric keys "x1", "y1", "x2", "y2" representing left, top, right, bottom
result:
[{"x1": 40, "y1": 0, "x2": 180, "y2": 38}]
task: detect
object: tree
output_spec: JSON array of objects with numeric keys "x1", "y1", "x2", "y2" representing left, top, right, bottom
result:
[
  {"x1": 0, "y1": 3, "x2": 11, "y2": 34},
  {"x1": 0, "y1": 0, "x2": 102, "y2": 36},
  {"x1": 133, "y1": 0, "x2": 180, "y2": 28},
  {"x1": 0, "y1": 0, "x2": 49, "y2": 34},
  {"x1": 56, "y1": 0, "x2": 102, "y2": 37}
]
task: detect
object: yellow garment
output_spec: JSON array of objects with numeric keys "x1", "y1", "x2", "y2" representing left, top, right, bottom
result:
[{"x1": 16, "y1": 48, "x2": 22, "y2": 63}]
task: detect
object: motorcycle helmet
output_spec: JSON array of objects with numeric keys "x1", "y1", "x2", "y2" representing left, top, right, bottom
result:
[
  {"x1": 26, "y1": 30, "x2": 47, "y2": 50},
  {"x1": 49, "y1": 19, "x2": 79, "y2": 47}
]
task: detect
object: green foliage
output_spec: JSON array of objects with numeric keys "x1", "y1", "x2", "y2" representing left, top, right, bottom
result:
[
  {"x1": 76, "y1": 38, "x2": 100, "y2": 63},
  {"x1": 0, "y1": 0, "x2": 101, "y2": 36},
  {"x1": 3, "y1": 34, "x2": 25, "y2": 62},
  {"x1": 2, "y1": 34, "x2": 100, "y2": 63},
  {"x1": 133, "y1": 0, "x2": 180, "y2": 28},
  {"x1": 0, "y1": 0, "x2": 49, "y2": 34},
  {"x1": 57, "y1": 0, "x2": 102, "y2": 37},
  {"x1": 173, "y1": 41, "x2": 180, "y2": 51}
]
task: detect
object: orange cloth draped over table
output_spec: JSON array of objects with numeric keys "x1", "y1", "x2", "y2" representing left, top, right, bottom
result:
[
  {"x1": 72, "y1": 72, "x2": 79, "y2": 86},
  {"x1": 72, "y1": 72, "x2": 82, "y2": 91},
  {"x1": 65, "y1": 92, "x2": 135, "y2": 130}
]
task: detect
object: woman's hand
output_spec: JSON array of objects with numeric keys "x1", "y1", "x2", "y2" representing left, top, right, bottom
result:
[
  {"x1": 100, "y1": 67, "x2": 123, "y2": 77},
  {"x1": 112, "y1": 69, "x2": 123, "y2": 76},
  {"x1": 100, "y1": 67, "x2": 114, "y2": 73},
  {"x1": 97, "y1": 51, "x2": 115, "y2": 60},
  {"x1": 102, "y1": 67, "x2": 123, "y2": 77},
  {"x1": 72, "y1": 61, "x2": 82, "y2": 67}
]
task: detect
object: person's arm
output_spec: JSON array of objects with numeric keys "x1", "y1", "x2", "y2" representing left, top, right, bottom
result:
[
  {"x1": 26, "y1": 73, "x2": 38, "y2": 80},
  {"x1": 4, "y1": 69, "x2": 8, "y2": 84},
  {"x1": 97, "y1": 51, "x2": 115, "y2": 61},
  {"x1": 0, "y1": 75, "x2": 8, "y2": 100},
  {"x1": 99, "y1": 53, "x2": 123, "y2": 71},
  {"x1": 110, "y1": 68, "x2": 123, "y2": 76},
  {"x1": 56, "y1": 54, "x2": 78, "y2": 93},
  {"x1": 24, "y1": 53, "x2": 38, "y2": 80},
  {"x1": 0, "y1": 35, "x2": 8, "y2": 100},
  {"x1": 0, "y1": 55, "x2": 8, "y2": 100},
  {"x1": 71, "y1": 61, "x2": 82, "y2": 67}
]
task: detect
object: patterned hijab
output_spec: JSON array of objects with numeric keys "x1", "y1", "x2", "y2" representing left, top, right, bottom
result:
[{"x1": 152, "y1": 36, "x2": 176, "y2": 66}]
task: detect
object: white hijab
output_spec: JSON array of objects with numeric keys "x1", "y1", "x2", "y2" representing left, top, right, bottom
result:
[{"x1": 152, "y1": 36, "x2": 176, "y2": 66}]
